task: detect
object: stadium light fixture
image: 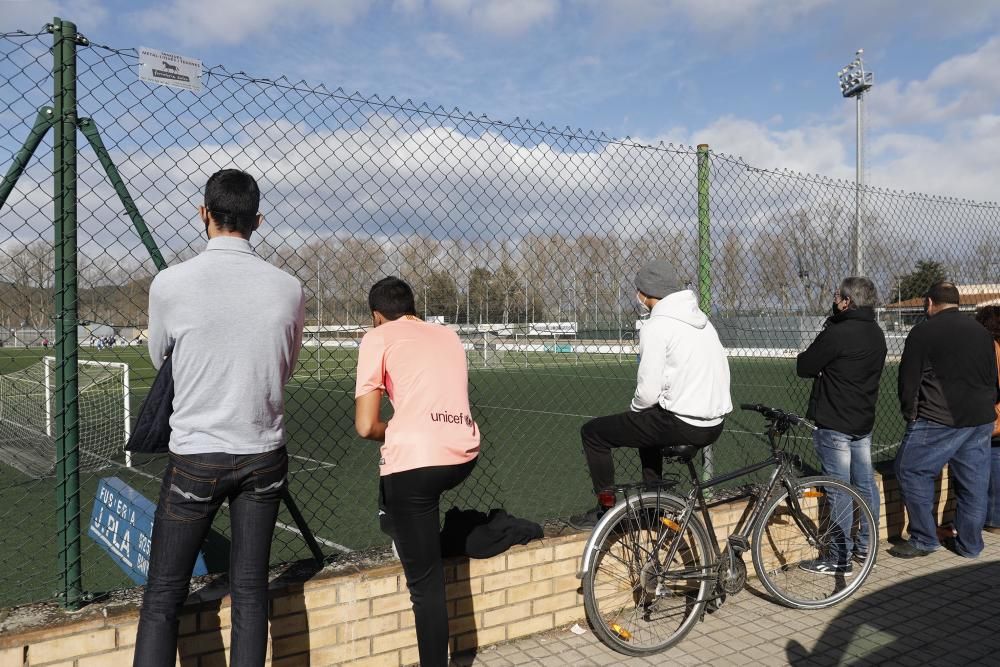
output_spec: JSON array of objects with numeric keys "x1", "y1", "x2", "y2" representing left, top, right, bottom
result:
[{"x1": 837, "y1": 48, "x2": 874, "y2": 275}]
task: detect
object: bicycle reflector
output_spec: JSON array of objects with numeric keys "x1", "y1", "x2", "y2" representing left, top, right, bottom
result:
[
  {"x1": 610, "y1": 623, "x2": 633, "y2": 641},
  {"x1": 660, "y1": 517, "x2": 681, "y2": 531},
  {"x1": 597, "y1": 489, "x2": 616, "y2": 508},
  {"x1": 802, "y1": 490, "x2": 825, "y2": 498}
]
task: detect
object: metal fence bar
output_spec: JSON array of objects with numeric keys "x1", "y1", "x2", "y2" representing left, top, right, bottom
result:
[
  {"x1": 51, "y1": 16, "x2": 84, "y2": 609},
  {"x1": 0, "y1": 107, "x2": 53, "y2": 210},
  {"x1": 697, "y1": 143, "x2": 712, "y2": 314},
  {"x1": 49, "y1": 18, "x2": 68, "y2": 610},
  {"x1": 77, "y1": 117, "x2": 167, "y2": 272},
  {"x1": 698, "y1": 143, "x2": 715, "y2": 485}
]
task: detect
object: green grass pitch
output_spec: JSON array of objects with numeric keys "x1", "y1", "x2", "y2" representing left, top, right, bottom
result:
[{"x1": 0, "y1": 344, "x2": 905, "y2": 606}]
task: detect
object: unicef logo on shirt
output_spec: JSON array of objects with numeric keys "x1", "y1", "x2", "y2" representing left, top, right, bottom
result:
[{"x1": 430, "y1": 410, "x2": 476, "y2": 433}]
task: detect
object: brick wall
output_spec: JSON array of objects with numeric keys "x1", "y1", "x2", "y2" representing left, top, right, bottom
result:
[{"x1": 0, "y1": 467, "x2": 954, "y2": 667}]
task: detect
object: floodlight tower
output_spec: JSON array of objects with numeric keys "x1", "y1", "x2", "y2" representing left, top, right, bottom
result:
[{"x1": 838, "y1": 49, "x2": 874, "y2": 276}]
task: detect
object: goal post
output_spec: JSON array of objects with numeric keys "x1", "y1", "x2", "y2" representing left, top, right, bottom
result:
[
  {"x1": 0, "y1": 357, "x2": 132, "y2": 478},
  {"x1": 46, "y1": 356, "x2": 132, "y2": 469}
]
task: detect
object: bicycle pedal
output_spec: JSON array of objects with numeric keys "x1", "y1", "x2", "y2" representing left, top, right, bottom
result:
[
  {"x1": 705, "y1": 592, "x2": 726, "y2": 613},
  {"x1": 727, "y1": 535, "x2": 749, "y2": 554}
]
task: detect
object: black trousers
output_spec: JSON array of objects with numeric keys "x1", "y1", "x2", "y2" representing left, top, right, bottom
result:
[
  {"x1": 581, "y1": 406, "x2": 724, "y2": 493},
  {"x1": 381, "y1": 458, "x2": 477, "y2": 667}
]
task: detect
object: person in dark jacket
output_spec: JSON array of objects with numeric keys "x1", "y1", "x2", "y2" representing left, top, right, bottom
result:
[
  {"x1": 796, "y1": 276, "x2": 887, "y2": 575},
  {"x1": 891, "y1": 282, "x2": 999, "y2": 559},
  {"x1": 974, "y1": 305, "x2": 1000, "y2": 534}
]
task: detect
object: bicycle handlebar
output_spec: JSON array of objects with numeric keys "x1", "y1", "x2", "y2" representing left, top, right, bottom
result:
[{"x1": 740, "y1": 403, "x2": 813, "y2": 429}]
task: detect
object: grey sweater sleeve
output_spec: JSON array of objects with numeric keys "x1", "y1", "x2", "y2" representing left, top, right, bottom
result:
[
  {"x1": 286, "y1": 286, "x2": 306, "y2": 383},
  {"x1": 147, "y1": 275, "x2": 172, "y2": 370}
]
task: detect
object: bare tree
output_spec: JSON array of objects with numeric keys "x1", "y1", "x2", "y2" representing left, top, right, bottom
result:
[{"x1": 717, "y1": 230, "x2": 747, "y2": 313}]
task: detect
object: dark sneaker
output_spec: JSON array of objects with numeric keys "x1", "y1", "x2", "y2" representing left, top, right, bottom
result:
[
  {"x1": 888, "y1": 542, "x2": 935, "y2": 559},
  {"x1": 798, "y1": 559, "x2": 853, "y2": 576},
  {"x1": 568, "y1": 507, "x2": 605, "y2": 530}
]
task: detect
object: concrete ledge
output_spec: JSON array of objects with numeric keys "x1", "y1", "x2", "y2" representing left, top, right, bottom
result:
[{"x1": 0, "y1": 467, "x2": 954, "y2": 666}]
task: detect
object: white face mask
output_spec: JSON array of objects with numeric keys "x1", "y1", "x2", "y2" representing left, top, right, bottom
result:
[{"x1": 636, "y1": 292, "x2": 650, "y2": 314}]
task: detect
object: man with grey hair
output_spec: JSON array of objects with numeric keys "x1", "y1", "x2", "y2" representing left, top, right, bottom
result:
[
  {"x1": 569, "y1": 260, "x2": 732, "y2": 529},
  {"x1": 796, "y1": 276, "x2": 887, "y2": 575}
]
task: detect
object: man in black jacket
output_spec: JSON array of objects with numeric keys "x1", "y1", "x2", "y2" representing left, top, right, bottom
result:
[
  {"x1": 891, "y1": 282, "x2": 999, "y2": 559},
  {"x1": 797, "y1": 276, "x2": 887, "y2": 575}
]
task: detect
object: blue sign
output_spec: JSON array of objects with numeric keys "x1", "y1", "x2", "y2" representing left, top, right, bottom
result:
[{"x1": 88, "y1": 477, "x2": 208, "y2": 585}]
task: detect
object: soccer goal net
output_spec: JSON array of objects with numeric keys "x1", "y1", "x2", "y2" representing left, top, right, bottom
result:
[
  {"x1": 462, "y1": 333, "x2": 498, "y2": 369},
  {"x1": 0, "y1": 357, "x2": 131, "y2": 478}
]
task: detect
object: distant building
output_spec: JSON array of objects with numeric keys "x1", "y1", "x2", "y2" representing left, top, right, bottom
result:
[{"x1": 884, "y1": 283, "x2": 1000, "y2": 325}]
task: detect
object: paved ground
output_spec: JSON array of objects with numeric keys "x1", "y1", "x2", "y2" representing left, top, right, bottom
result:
[{"x1": 454, "y1": 532, "x2": 1000, "y2": 666}]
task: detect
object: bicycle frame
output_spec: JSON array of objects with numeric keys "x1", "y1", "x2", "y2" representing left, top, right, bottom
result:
[
  {"x1": 580, "y1": 419, "x2": 815, "y2": 589},
  {"x1": 653, "y1": 421, "x2": 816, "y2": 586}
]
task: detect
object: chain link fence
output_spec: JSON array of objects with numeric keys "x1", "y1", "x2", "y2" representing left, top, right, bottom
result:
[{"x1": 2, "y1": 21, "x2": 999, "y2": 609}]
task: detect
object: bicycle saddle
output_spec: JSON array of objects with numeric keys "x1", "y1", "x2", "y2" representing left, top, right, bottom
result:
[{"x1": 660, "y1": 444, "x2": 706, "y2": 461}]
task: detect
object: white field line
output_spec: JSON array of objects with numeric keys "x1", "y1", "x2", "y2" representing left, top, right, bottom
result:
[
  {"x1": 289, "y1": 453, "x2": 337, "y2": 469},
  {"x1": 472, "y1": 404, "x2": 597, "y2": 419}
]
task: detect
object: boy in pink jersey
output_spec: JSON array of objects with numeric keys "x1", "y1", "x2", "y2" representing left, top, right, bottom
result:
[{"x1": 355, "y1": 277, "x2": 479, "y2": 667}]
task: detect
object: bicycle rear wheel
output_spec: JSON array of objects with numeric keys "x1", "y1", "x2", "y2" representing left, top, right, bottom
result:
[
  {"x1": 752, "y1": 476, "x2": 877, "y2": 609},
  {"x1": 582, "y1": 495, "x2": 712, "y2": 656}
]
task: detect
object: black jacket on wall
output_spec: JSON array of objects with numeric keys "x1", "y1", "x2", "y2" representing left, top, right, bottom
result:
[{"x1": 797, "y1": 307, "x2": 888, "y2": 436}]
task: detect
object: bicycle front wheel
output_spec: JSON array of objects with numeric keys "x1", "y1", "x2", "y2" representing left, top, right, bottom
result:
[
  {"x1": 582, "y1": 495, "x2": 712, "y2": 656},
  {"x1": 751, "y1": 476, "x2": 878, "y2": 609}
]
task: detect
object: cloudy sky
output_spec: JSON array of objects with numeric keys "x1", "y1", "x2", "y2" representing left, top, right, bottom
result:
[{"x1": 3, "y1": 0, "x2": 1000, "y2": 203}]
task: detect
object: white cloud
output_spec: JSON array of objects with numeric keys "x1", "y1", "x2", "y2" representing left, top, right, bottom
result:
[
  {"x1": 0, "y1": 0, "x2": 108, "y2": 32},
  {"x1": 664, "y1": 0, "x2": 831, "y2": 32},
  {"x1": 583, "y1": 0, "x2": 832, "y2": 37},
  {"x1": 679, "y1": 116, "x2": 851, "y2": 181},
  {"x1": 418, "y1": 32, "x2": 463, "y2": 61},
  {"x1": 392, "y1": 0, "x2": 424, "y2": 15},
  {"x1": 431, "y1": 0, "x2": 558, "y2": 36},
  {"x1": 669, "y1": 109, "x2": 1000, "y2": 203},
  {"x1": 869, "y1": 36, "x2": 1000, "y2": 129},
  {"x1": 133, "y1": 0, "x2": 374, "y2": 47}
]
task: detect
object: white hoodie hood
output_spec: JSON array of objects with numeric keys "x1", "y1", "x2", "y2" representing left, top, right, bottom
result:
[
  {"x1": 657, "y1": 289, "x2": 709, "y2": 329},
  {"x1": 631, "y1": 290, "x2": 733, "y2": 424}
]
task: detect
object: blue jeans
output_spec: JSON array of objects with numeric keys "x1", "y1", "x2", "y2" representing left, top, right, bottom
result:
[
  {"x1": 133, "y1": 448, "x2": 288, "y2": 667},
  {"x1": 988, "y1": 444, "x2": 1000, "y2": 528},
  {"x1": 894, "y1": 420, "x2": 992, "y2": 557},
  {"x1": 813, "y1": 429, "x2": 880, "y2": 560}
]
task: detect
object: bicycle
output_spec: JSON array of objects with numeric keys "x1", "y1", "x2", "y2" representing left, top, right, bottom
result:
[{"x1": 578, "y1": 403, "x2": 878, "y2": 656}]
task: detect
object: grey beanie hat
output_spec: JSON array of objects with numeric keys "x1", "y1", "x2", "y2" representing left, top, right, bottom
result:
[{"x1": 635, "y1": 260, "x2": 683, "y2": 299}]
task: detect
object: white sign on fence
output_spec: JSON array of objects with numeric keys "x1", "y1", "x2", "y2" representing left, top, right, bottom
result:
[{"x1": 138, "y1": 47, "x2": 202, "y2": 92}]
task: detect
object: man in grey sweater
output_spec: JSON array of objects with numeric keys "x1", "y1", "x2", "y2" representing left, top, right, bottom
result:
[{"x1": 133, "y1": 170, "x2": 304, "y2": 667}]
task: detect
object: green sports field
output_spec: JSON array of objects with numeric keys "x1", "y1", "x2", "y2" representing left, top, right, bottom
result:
[{"x1": 0, "y1": 344, "x2": 905, "y2": 607}]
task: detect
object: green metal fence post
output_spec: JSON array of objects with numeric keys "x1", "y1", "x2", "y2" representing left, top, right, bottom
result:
[
  {"x1": 78, "y1": 118, "x2": 167, "y2": 271},
  {"x1": 697, "y1": 143, "x2": 711, "y2": 314},
  {"x1": 696, "y1": 144, "x2": 714, "y2": 487},
  {"x1": 49, "y1": 17, "x2": 66, "y2": 610},
  {"x1": 0, "y1": 107, "x2": 54, "y2": 211},
  {"x1": 50, "y1": 16, "x2": 83, "y2": 609}
]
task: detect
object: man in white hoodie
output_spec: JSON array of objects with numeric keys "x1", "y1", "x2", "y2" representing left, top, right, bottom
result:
[{"x1": 569, "y1": 260, "x2": 733, "y2": 529}]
